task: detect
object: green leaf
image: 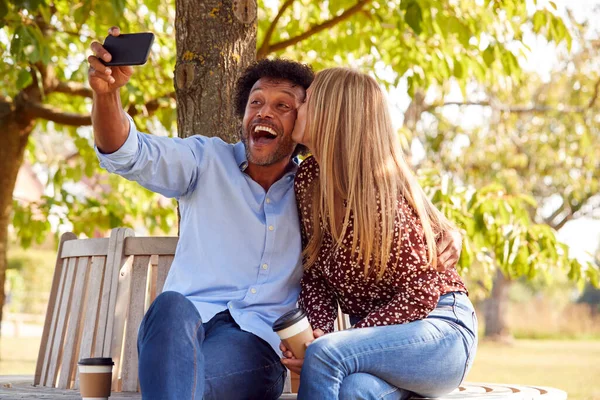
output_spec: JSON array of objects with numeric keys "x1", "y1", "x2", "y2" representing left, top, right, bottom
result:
[
  {"x1": 16, "y1": 68, "x2": 32, "y2": 89},
  {"x1": 482, "y1": 45, "x2": 495, "y2": 67},
  {"x1": 532, "y1": 10, "x2": 547, "y2": 33},
  {"x1": 405, "y1": 1, "x2": 423, "y2": 35},
  {"x1": 0, "y1": 0, "x2": 8, "y2": 26}
]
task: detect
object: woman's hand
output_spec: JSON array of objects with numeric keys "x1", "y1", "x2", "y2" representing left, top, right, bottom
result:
[
  {"x1": 436, "y1": 230, "x2": 462, "y2": 272},
  {"x1": 280, "y1": 328, "x2": 325, "y2": 375}
]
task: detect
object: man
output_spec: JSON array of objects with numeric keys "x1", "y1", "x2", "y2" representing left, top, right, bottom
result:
[{"x1": 88, "y1": 27, "x2": 461, "y2": 400}]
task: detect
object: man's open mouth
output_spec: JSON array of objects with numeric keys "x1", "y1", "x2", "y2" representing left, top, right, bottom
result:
[{"x1": 252, "y1": 124, "x2": 279, "y2": 145}]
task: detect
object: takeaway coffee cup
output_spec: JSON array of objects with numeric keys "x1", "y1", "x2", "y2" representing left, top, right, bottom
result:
[
  {"x1": 77, "y1": 357, "x2": 114, "y2": 400},
  {"x1": 273, "y1": 308, "x2": 314, "y2": 359}
]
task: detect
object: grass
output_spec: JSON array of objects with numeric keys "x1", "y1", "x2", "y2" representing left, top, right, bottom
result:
[
  {"x1": 1, "y1": 336, "x2": 599, "y2": 399},
  {"x1": 0, "y1": 336, "x2": 40, "y2": 375},
  {"x1": 465, "y1": 339, "x2": 600, "y2": 400}
]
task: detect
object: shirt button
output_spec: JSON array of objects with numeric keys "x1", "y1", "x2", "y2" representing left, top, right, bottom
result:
[
  {"x1": 268, "y1": 225, "x2": 274, "y2": 231},
  {"x1": 266, "y1": 198, "x2": 271, "y2": 204},
  {"x1": 262, "y1": 264, "x2": 268, "y2": 270},
  {"x1": 228, "y1": 304, "x2": 233, "y2": 309},
  {"x1": 251, "y1": 288, "x2": 257, "y2": 294}
]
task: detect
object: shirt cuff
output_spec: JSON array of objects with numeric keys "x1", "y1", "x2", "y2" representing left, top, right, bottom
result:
[{"x1": 95, "y1": 113, "x2": 139, "y2": 172}]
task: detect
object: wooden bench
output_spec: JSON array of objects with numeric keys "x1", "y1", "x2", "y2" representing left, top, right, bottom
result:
[{"x1": 30, "y1": 228, "x2": 568, "y2": 399}]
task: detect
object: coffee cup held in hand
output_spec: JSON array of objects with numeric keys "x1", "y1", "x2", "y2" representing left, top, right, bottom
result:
[
  {"x1": 273, "y1": 308, "x2": 313, "y2": 359},
  {"x1": 78, "y1": 357, "x2": 114, "y2": 400}
]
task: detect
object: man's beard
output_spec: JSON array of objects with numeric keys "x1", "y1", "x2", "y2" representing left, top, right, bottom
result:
[{"x1": 241, "y1": 128, "x2": 297, "y2": 166}]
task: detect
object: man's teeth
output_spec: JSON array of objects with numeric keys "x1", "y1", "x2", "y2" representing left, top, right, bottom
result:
[{"x1": 254, "y1": 125, "x2": 278, "y2": 136}]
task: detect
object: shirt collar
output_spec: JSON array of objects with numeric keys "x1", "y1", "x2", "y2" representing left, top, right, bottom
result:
[{"x1": 234, "y1": 142, "x2": 249, "y2": 171}]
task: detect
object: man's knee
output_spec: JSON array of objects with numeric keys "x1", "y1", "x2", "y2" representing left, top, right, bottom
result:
[
  {"x1": 139, "y1": 291, "x2": 200, "y2": 345},
  {"x1": 147, "y1": 291, "x2": 199, "y2": 322}
]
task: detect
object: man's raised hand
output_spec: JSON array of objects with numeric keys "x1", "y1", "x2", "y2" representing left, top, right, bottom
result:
[{"x1": 88, "y1": 26, "x2": 133, "y2": 95}]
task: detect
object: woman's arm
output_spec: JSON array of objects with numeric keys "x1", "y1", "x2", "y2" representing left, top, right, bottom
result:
[{"x1": 298, "y1": 264, "x2": 338, "y2": 334}]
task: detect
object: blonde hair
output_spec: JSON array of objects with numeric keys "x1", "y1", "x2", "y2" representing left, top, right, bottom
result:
[{"x1": 303, "y1": 68, "x2": 454, "y2": 279}]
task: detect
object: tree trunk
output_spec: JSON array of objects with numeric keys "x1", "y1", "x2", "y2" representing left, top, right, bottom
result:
[
  {"x1": 0, "y1": 99, "x2": 34, "y2": 347},
  {"x1": 174, "y1": 0, "x2": 257, "y2": 141},
  {"x1": 484, "y1": 268, "x2": 513, "y2": 341}
]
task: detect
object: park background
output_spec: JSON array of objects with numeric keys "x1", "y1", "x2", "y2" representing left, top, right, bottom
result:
[{"x1": 0, "y1": 0, "x2": 599, "y2": 398}]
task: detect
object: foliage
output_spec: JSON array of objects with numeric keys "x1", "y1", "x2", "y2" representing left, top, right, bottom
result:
[
  {"x1": 6, "y1": 247, "x2": 57, "y2": 314},
  {"x1": 259, "y1": 0, "x2": 571, "y2": 96},
  {"x1": 0, "y1": 0, "x2": 596, "y2": 300},
  {"x1": 412, "y1": 12, "x2": 600, "y2": 292},
  {"x1": 2, "y1": 0, "x2": 179, "y2": 243}
]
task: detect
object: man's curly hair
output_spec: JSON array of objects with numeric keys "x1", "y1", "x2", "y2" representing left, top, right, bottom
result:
[
  {"x1": 234, "y1": 58, "x2": 314, "y2": 118},
  {"x1": 234, "y1": 58, "x2": 314, "y2": 157}
]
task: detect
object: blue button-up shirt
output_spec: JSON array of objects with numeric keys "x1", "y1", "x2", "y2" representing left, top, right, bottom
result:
[{"x1": 96, "y1": 116, "x2": 303, "y2": 354}]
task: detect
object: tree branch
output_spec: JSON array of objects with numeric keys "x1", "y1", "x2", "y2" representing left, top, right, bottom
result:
[
  {"x1": 257, "y1": 0, "x2": 295, "y2": 59},
  {"x1": 263, "y1": 0, "x2": 373, "y2": 55},
  {"x1": 53, "y1": 81, "x2": 93, "y2": 98},
  {"x1": 25, "y1": 101, "x2": 92, "y2": 126},
  {"x1": 550, "y1": 193, "x2": 595, "y2": 230},
  {"x1": 587, "y1": 77, "x2": 600, "y2": 109},
  {"x1": 544, "y1": 202, "x2": 566, "y2": 226},
  {"x1": 23, "y1": 92, "x2": 175, "y2": 127},
  {"x1": 126, "y1": 93, "x2": 176, "y2": 117}
]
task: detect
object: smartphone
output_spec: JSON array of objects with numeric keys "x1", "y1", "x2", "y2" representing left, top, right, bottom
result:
[{"x1": 101, "y1": 32, "x2": 155, "y2": 66}]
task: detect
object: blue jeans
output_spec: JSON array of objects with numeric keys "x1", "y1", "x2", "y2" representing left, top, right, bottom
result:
[
  {"x1": 137, "y1": 291, "x2": 286, "y2": 400},
  {"x1": 297, "y1": 292, "x2": 478, "y2": 400}
]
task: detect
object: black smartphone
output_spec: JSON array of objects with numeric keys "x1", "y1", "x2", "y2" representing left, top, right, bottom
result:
[{"x1": 101, "y1": 32, "x2": 155, "y2": 66}]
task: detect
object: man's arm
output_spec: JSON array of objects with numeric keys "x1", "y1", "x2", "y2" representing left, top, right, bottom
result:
[
  {"x1": 88, "y1": 26, "x2": 133, "y2": 154},
  {"x1": 88, "y1": 27, "x2": 204, "y2": 199},
  {"x1": 92, "y1": 92, "x2": 130, "y2": 154}
]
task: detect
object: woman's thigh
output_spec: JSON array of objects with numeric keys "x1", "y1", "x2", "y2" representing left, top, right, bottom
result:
[{"x1": 304, "y1": 293, "x2": 477, "y2": 397}]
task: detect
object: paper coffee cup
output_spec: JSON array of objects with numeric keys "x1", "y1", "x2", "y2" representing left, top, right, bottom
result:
[
  {"x1": 273, "y1": 308, "x2": 313, "y2": 359},
  {"x1": 78, "y1": 357, "x2": 114, "y2": 400}
]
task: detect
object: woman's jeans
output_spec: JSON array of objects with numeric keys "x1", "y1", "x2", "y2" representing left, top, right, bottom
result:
[
  {"x1": 298, "y1": 292, "x2": 478, "y2": 400},
  {"x1": 137, "y1": 291, "x2": 286, "y2": 400}
]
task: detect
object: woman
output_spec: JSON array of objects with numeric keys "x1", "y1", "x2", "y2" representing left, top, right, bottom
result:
[{"x1": 281, "y1": 68, "x2": 477, "y2": 399}]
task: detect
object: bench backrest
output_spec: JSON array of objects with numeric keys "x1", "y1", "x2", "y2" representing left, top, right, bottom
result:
[{"x1": 34, "y1": 228, "x2": 178, "y2": 392}]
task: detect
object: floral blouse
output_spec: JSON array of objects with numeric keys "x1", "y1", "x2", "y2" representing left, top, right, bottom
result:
[{"x1": 295, "y1": 156, "x2": 468, "y2": 333}]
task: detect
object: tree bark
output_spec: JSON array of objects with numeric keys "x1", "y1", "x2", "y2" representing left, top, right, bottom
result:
[
  {"x1": 484, "y1": 268, "x2": 513, "y2": 341},
  {"x1": 174, "y1": 0, "x2": 257, "y2": 141},
  {"x1": 0, "y1": 98, "x2": 34, "y2": 345}
]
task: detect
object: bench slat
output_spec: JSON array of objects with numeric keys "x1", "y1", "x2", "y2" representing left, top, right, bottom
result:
[
  {"x1": 121, "y1": 255, "x2": 151, "y2": 392},
  {"x1": 102, "y1": 228, "x2": 134, "y2": 357},
  {"x1": 155, "y1": 255, "x2": 173, "y2": 296},
  {"x1": 61, "y1": 238, "x2": 109, "y2": 258},
  {"x1": 75, "y1": 256, "x2": 107, "y2": 390},
  {"x1": 124, "y1": 237, "x2": 178, "y2": 256},
  {"x1": 40, "y1": 258, "x2": 69, "y2": 387},
  {"x1": 36, "y1": 233, "x2": 76, "y2": 386},
  {"x1": 110, "y1": 256, "x2": 133, "y2": 392},
  {"x1": 58, "y1": 257, "x2": 90, "y2": 389},
  {"x1": 46, "y1": 257, "x2": 77, "y2": 387}
]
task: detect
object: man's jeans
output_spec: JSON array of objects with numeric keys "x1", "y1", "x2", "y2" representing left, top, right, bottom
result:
[
  {"x1": 298, "y1": 292, "x2": 478, "y2": 400},
  {"x1": 137, "y1": 291, "x2": 286, "y2": 400}
]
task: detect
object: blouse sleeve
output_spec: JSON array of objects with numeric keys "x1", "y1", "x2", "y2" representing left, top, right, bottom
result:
[{"x1": 298, "y1": 266, "x2": 338, "y2": 334}]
